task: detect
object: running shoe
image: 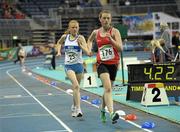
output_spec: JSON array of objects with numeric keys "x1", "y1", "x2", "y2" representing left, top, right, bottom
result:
[
  {"x1": 110, "y1": 112, "x2": 119, "y2": 124},
  {"x1": 100, "y1": 110, "x2": 106, "y2": 123},
  {"x1": 71, "y1": 105, "x2": 76, "y2": 117},
  {"x1": 76, "y1": 109, "x2": 83, "y2": 117}
]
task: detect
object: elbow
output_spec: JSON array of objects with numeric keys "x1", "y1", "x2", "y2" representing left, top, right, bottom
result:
[
  {"x1": 116, "y1": 44, "x2": 123, "y2": 52},
  {"x1": 120, "y1": 46, "x2": 123, "y2": 51},
  {"x1": 117, "y1": 47, "x2": 122, "y2": 52},
  {"x1": 117, "y1": 46, "x2": 123, "y2": 52}
]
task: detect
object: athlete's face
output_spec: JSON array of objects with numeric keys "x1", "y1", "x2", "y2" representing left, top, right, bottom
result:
[
  {"x1": 99, "y1": 13, "x2": 111, "y2": 30},
  {"x1": 69, "y1": 22, "x2": 79, "y2": 36}
]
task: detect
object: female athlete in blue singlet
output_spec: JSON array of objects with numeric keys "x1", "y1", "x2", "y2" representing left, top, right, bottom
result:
[{"x1": 56, "y1": 20, "x2": 91, "y2": 117}]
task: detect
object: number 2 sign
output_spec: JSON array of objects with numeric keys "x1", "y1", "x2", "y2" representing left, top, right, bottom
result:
[{"x1": 141, "y1": 83, "x2": 169, "y2": 106}]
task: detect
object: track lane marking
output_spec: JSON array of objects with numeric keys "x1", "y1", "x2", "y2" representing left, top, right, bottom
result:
[
  {"x1": 37, "y1": 73, "x2": 153, "y2": 132},
  {"x1": 6, "y1": 69, "x2": 72, "y2": 132},
  {"x1": 6, "y1": 66, "x2": 152, "y2": 132}
]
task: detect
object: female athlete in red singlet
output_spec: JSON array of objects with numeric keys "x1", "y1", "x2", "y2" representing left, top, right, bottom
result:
[
  {"x1": 96, "y1": 27, "x2": 120, "y2": 65},
  {"x1": 87, "y1": 10, "x2": 123, "y2": 124}
]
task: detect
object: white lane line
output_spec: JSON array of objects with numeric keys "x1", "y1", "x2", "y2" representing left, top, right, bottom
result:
[
  {"x1": 6, "y1": 69, "x2": 72, "y2": 132},
  {"x1": 119, "y1": 117, "x2": 153, "y2": 132},
  {"x1": 6, "y1": 66, "x2": 152, "y2": 132},
  {"x1": 4, "y1": 95, "x2": 22, "y2": 98},
  {"x1": 81, "y1": 100, "x2": 153, "y2": 132},
  {"x1": 0, "y1": 94, "x2": 67, "y2": 100},
  {"x1": 0, "y1": 113, "x2": 50, "y2": 119},
  {"x1": 46, "y1": 81, "x2": 153, "y2": 132},
  {"x1": 0, "y1": 102, "x2": 38, "y2": 107},
  {"x1": 42, "y1": 130, "x2": 69, "y2": 132},
  {"x1": 0, "y1": 61, "x2": 43, "y2": 70}
]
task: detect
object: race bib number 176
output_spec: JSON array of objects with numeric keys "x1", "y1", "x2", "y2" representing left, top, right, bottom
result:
[{"x1": 99, "y1": 45, "x2": 115, "y2": 61}]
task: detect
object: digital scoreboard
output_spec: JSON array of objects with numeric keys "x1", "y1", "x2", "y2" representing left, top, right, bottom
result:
[{"x1": 126, "y1": 62, "x2": 180, "y2": 101}]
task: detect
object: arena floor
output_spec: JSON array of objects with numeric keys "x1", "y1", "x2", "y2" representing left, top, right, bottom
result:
[{"x1": 0, "y1": 56, "x2": 180, "y2": 132}]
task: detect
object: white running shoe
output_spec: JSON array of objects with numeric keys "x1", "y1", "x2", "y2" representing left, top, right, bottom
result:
[
  {"x1": 76, "y1": 108, "x2": 83, "y2": 117},
  {"x1": 71, "y1": 105, "x2": 76, "y2": 117}
]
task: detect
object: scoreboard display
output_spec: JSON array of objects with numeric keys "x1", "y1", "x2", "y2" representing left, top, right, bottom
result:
[{"x1": 127, "y1": 62, "x2": 180, "y2": 101}]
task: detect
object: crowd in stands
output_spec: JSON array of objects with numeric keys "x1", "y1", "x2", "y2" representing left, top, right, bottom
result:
[
  {"x1": 1, "y1": 0, "x2": 25, "y2": 19},
  {"x1": 56, "y1": 0, "x2": 102, "y2": 13},
  {"x1": 49, "y1": 0, "x2": 102, "y2": 8}
]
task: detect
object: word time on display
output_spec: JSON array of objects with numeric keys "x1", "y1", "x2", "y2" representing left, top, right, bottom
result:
[{"x1": 128, "y1": 63, "x2": 180, "y2": 83}]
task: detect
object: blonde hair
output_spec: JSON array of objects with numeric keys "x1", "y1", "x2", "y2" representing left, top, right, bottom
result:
[
  {"x1": 64, "y1": 20, "x2": 79, "y2": 34},
  {"x1": 160, "y1": 22, "x2": 168, "y2": 29},
  {"x1": 99, "y1": 10, "x2": 111, "y2": 19}
]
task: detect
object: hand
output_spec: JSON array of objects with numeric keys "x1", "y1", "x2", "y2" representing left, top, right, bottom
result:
[
  {"x1": 87, "y1": 51, "x2": 93, "y2": 57},
  {"x1": 56, "y1": 52, "x2": 61, "y2": 57},
  {"x1": 106, "y1": 33, "x2": 112, "y2": 39}
]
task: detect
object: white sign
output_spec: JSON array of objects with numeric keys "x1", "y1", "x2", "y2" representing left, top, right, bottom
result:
[
  {"x1": 83, "y1": 73, "x2": 97, "y2": 88},
  {"x1": 141, "y1": 83, "x2": 169, "y2": 106}
]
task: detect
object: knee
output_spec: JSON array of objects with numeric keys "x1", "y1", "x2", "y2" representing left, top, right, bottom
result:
[
  {"x1": 105, "y1": 88, "x2": 112, "y2": 93},
  {"x1": 73, "y1": 84, "x2": 80, "y2": 91}
]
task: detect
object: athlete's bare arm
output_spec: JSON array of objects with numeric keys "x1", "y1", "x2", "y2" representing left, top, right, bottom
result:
[
  {"x1": 87, "y1": 30, "x2": 97, "y2": 51},
  {"x1": 106, "y1": 28, "x2": 123, "y2": 51},
  {"x1": 77, "y1": 35, "x2": 91, "y2": 56},
  {"x1": 56, "y1": 34, "x2": 66, "y2": 56}
]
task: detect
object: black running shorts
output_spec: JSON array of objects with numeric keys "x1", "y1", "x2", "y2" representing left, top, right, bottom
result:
[{"x1": 97, "y1": 63, "x2": 118, "y2": 81}]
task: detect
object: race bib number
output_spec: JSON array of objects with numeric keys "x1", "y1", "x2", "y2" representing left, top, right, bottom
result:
[
  {"x1": 99, "y1": 45, "x2": 114, "y2": 61},
  {"x1": 67, "y1": 52, "x2": 78, "y2": 63}
]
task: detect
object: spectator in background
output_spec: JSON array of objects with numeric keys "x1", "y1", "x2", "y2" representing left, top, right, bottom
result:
[
  {"x1": 48, "y1": 44, "x2": 56, "y2": 70},
  {"x1": 2, "y1": 0, "x2": 13, "y2": 19},
  {"x1": 14, "y1": 43, "x2": 21, "y2": 64},
  {"x1": 172, "y1": 31, "x2": 180, "y2": 59},
  {"x1": 15, "y1": 10, "x2": 25, "y2": 19},
  {"x1": 46, "y1": 32, "x2": 56, "y2": 70},
  {"x1": 14, "y1": 43, "x2": 26, "y2": 67},
  {"x1": 3, "y1": 8, "x2": 13, "y2": 19},
  {"x1": 160, "y1": 22, "x2": 173, "y2": 62}
]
